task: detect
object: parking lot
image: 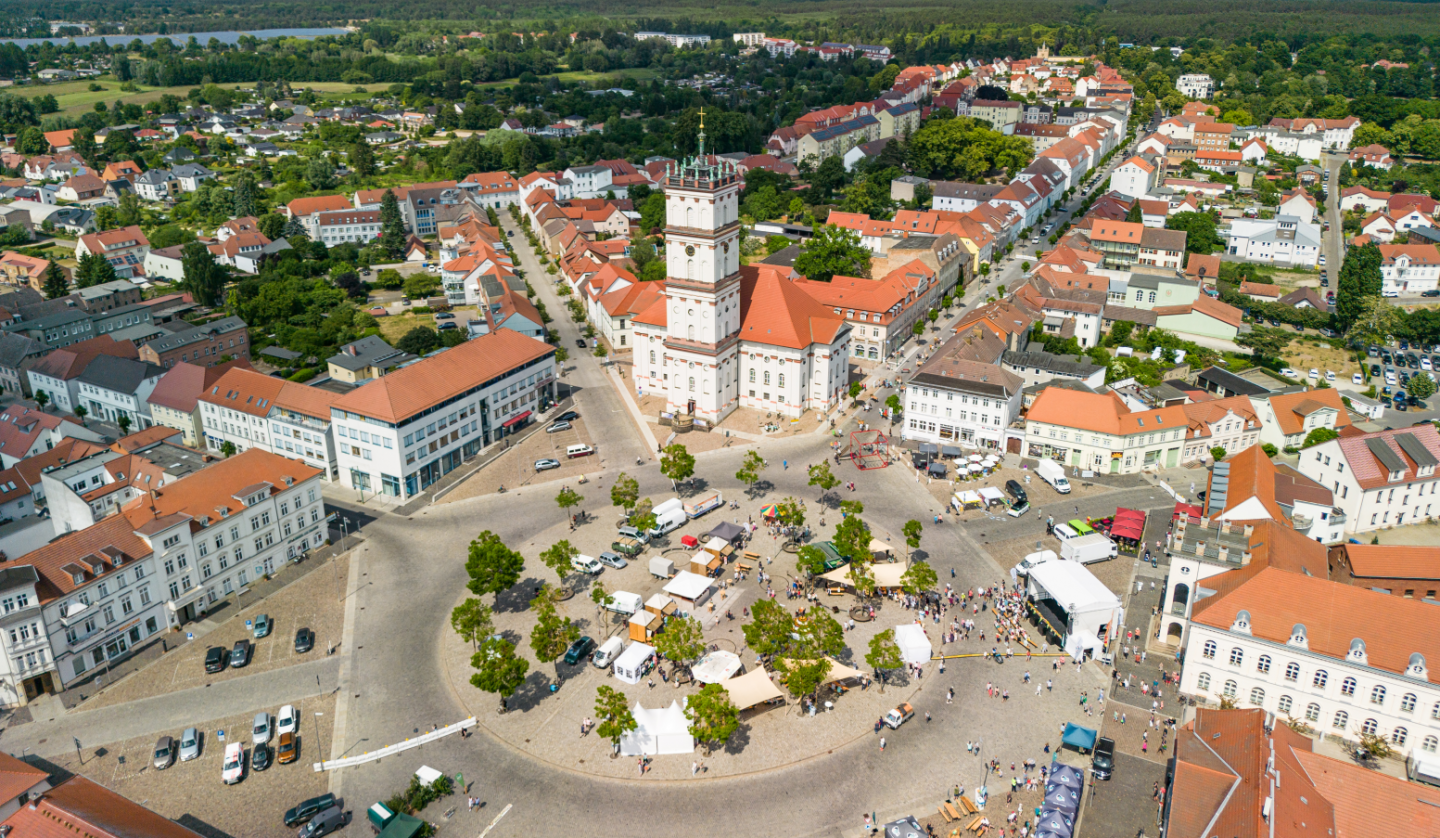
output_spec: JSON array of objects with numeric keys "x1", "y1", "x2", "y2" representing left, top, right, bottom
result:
[
  {"x1": 79, "y1": 554, "x2": 348, "y2": 711},
  {"x1": 50, "y1": 691, "x2": 338, "y2": 838},
  {"x1": 438, "y1": 413, "x2": 602, "y2": 504}
]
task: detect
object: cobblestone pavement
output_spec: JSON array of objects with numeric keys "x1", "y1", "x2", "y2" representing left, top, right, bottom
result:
[
  {"x1": 47, "y1": 691, "x2": 337, "y2": 838},
  {"x1": 1076, "y1": 751, "x2": 1165, "y2": 838},
  {"x1": 437, "y1": 413, "x2": 603, "y2": 503},
  {"x1": 78, "y1": 554, "x2": 349, "y2": 711}
]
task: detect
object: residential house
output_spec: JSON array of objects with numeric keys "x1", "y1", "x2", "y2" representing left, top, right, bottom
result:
[
  {"x1": 325, "y1": 336, "x2": 415, "y2": 384},
  {"x1": 1379, "y1": 244, "x2": 1440, "y2": 295},
  {"x1": 73, "y1": 226, "x2": 150, "y2": 280},
  {"x1": 1295, "y1": 424, "x2": 1440, "y2": 534},
  {"x1": 145, "y1": 359, "x2": 252, "y2": 446},
  {"x1": 197, "y1": 367, "x2": 341, "y2": 481},
  {"x1": 72, "y1": 355, "x2": 166, "y2": 428},
  {"x1": 1024, "y1": 387, "x2": 1191, "y2": 473}
]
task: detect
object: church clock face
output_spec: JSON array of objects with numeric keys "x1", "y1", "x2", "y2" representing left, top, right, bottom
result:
[{"x1": 685, "y1": 245, "x2": 696, "y2": 257}]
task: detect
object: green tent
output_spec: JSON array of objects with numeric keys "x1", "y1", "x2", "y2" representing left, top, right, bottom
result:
[{"x1": 377, "y1": 812, "x2": 426, "y2": 838}]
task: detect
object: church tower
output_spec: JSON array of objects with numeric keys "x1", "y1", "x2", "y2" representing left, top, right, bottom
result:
[
  {"x1": 659, "y1": 111, "x2": 743, "y2": 423},
  {"x1": 1037, "y1": 41, "x2": 1050, "y2": 62}
]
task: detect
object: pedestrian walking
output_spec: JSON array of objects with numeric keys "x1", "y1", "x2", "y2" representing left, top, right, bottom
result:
[{"x1": 880, "y1": 737, "x2": 886, "y2": 751}]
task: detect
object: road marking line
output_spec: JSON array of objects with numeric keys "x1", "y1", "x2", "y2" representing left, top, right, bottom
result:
[{"x1": 478, "y1": 803, "x2": 512, "y2": 838}]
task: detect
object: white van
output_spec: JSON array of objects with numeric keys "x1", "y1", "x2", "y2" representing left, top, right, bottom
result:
[
  {"x1": 571, "y1": 554, "x2": 602, "y2": 574},
  {"x1": 566, "y1": 444, "x2": 594, "y2": 458},
  {"x1": 1053, "y1": 523, "x2": 1080, "y2": 542},
  {"x1": 648, "y1": 508, "x2": 687, "y2": 538},
  {"x1": 606, "y1": 591, "x2": 643, "y2": 615},
  {"x1": 592, "y1": 637, "x2": 624, "y2": 668}
]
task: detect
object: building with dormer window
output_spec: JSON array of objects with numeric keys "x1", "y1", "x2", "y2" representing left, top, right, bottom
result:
[{"x1": 1295, "y1": 425, "x2": 1440, "y2": 534}]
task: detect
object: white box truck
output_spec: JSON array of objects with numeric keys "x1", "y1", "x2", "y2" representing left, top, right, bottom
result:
[
  {"x1": 606, "y1": 591, "x2": 643, "y2": 616},
  {"x1": 1060, "y1": 533, "x2": 1117, "y2": 564},
  {"x1": 1036, "y1": 460, "x2": 1071, "y2": 493},
  {"x1": 649, "y1": 557, "x2": 675, "y2": 578}
]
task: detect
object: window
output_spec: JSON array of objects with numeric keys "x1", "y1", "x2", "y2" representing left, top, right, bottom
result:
[
  {"x1": 1202, "y1": 640, "x2": 1216, "y2": 659},
  {"x1": 749, "y1": 369, "x2": 755, "y2": 383},
  {"x1": 1371, "y1": 685, "x2": 1386, "y2": 705},
  {"x1": 1402, "y1": 693, "x2": 1417, "y2": 713},
  {"x1": 1313, "y1": 670, "x2": 1328, "y2": 689},
  {"x1": 1249, "y1": 687, "x2": 1265, "y2": 706},
  {"x1": 1341, "y1": 677, "x2": 1357, "y2": 696},
  {"x1": 1256, "y1": 655, "x2": 1271, "y2": 674},
  {"x1": 1229, "y1": 647, "x2": 1244, "y2": 666},
  {"x1": 1392, "y1": 727, "x2": 1408, "y2": 745},
  {"x1": 1423, "y1": 735, "x2": 1438, "y2": 753},
  {"x1": 1278, "y1": 695, "x2": 1293, "y2": 715},
  {"x1": 1197, "y1": 672, "x2": 1211, "y2": 692},
  {"x1": 1361, "y1": 718, "x2": 1378, "y2": 735},
  {"x1": 162, "y1": 534, "x2": 181, "y2": 549},
  {"x1": 1332, "y1": 711, "x2": 1349, "y2": 729},
  {"x1": 1284, "y1": 662, "x2": 1300, "y2": 682},
  {"x1": 1223, "y1": 680, "x2": 1237, "y2": 698},
  {"x1": 1305, "y1": 703, "x2": 1320, "y2": 722}
]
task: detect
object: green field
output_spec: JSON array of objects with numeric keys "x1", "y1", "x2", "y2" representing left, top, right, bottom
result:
[
  {"x1": 18, "y1": 78, "x2": 388, "y2": 117},
  {"x1": 472, "y1": 66, "x2": 659, "y2": 90}
]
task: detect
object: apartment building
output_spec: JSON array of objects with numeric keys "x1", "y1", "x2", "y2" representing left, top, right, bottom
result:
[
  {"x1": 1379, "y1": 244, "x2": 1440, "y2": 295},
  {"x1": 315, "y1": 210, "x2": 381, "y2": 247},
  {"x1": 1295, "y1": 425, "x2": 1440, "y2": 534},
  {"x1": 1024, "y1": 387, "x2": 1190, "y2": 473},
  {"x1": 903, "y1": 353, "x2": 1023, "y2": 452},
  {"x1": 793, "y1": 260, "x2": 938, "y2": 361},
  {"x1": 198, "y1": 367, "x2": 340, "y2": 481},
  {"x1": 73, "y1": 226, "x2": 150, "y2": 280},
  {"x1": 138, "y1": 315, "x2": 251, "y2": 369}
]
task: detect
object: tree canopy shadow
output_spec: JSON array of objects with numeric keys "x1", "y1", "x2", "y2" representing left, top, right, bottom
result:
[
  {"x1": 493, "y1": 576, "x2": 547, "y2": 614},
  {"x1": 721, "y1": 721, "x2": 753, "y2": 756}
]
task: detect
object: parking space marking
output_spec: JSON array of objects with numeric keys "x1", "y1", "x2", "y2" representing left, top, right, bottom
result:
[{"x1": 479, "y1": 803, "x2": 512, "y2": 838}]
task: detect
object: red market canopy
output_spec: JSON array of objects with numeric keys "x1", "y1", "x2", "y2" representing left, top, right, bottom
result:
[
  {"x1": 1110, "y1": 521, "x2": 1144, "y2": 540},
  {"x1": 1173, "y1": 501, "x2": 1203, "y2": 522},
  {"x1": 1114, "y1": 508, "x2": 1146, "y2": 521}
]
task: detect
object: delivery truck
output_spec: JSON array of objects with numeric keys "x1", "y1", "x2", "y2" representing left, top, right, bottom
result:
[
  {"x1": 1060, "y1": 533, "x2": 1117, "y2": 564},
  {"x1": 683, "y1": 491, "x2": 723, "y2": 519},
  {"x1": 1036, "y1": 460, "x2": 1071, "y2": 493},
  {"x1": 648, "y1": 498, "x2": 686, "y2": 537}
]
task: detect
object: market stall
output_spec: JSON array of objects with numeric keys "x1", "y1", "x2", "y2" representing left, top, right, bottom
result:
[
  {"x1": 613, "y1": 641, "x2": 654, "y2": 684},
  {"x1": 692, "y1": 650, "x2": 743, "y2": 684},
  {"x1": 979, "y1": 487, "x2": 1006, "y2": 507},
  {"x1": 819, "y1": 560, "x2": 909, "y2": 591},
  {"x1": 952, "y1": 490, "x2": 983, "y2": 510},
  {"x1": 722, "y1": 667, "x2": 785, "y2": 710},
  {"x1": 893, "y1": 623, "x2": 933, "y2": 664},
  {"x1": 704, "y1": 521, "x2": 747, "y2": 546},
  {"x1": 663, "y1": 570, "x2": 714, "y2": 607},
  {"x1": 619, "y1": 701, "x2": 694, "y2": 756}
]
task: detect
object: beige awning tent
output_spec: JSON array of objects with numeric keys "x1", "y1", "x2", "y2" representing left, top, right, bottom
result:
[
  {"x1": 775, "y1": 657, "x2": 866, "y2": 685},
  {"x1": 820, "y1": 560, "x2": 909, "y2": 590},
  {"x1": 721, "y1": 667, "x2": 785, "y2": 710},
  {"x1": 869, "y1": 538, "x2": 893, "y2": 555}
]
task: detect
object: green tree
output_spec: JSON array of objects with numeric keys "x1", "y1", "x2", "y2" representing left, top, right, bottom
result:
[
  {"x1": 595, "y1": 685, "x2": 637, "y2": 752},
  {"x1": 794, "y1": 224, "x2": 871, "y2": 282},
  {"x1": 1303, "y1": 427, "x2": 1340, "y2": 449},
  {"x1": 529, "y1": 585, "x2": 580, "y2": 679},
  {"x1": 94, "y1": 204, "x2": 118, "y2": 231},
  {"x1": 832, "y1": 509, "x2": 872, "y2": 564},
  {"x1": 899, "y1": 560, "x2": 937, "y2": 596},
  {"x1": 465, "y1": 530, "x2": 525, "y2": 597},
  {"x1": 116, "y1": 192, "x2": 141, "y2": 227},
  {"x1": 808, "y1": 460, "x2": 840, "y2": 500},
  {"x1": 116, "y1": 414, "x2": 132, "y2": 435},
  {"x1": 450, "y1": 598, "x2": 494, "y2": 650},
  {"x1": 75, "y1": 251, "x2": 117, "y2": 289},
  {"x1": 884, "y1": 394, "x2": 902, "y2": 424},
  {"x1": 396, "y1": 326, "x2": 441, "y2": 355},
  {"x1": 180, "y1": 241, "x2": 228, "y2": 307},
  {"x1": 735, "y1": 450, "x2": 766, "y2": 495},
  {"x1": 403, "y1": 272, "x2": 438, "y2": 299},
  {"x1": 628, "y1": 497, "x2": 657, "y2": 535},
  {"x1": 610, "y1": 472, "x2": 640, "y2": 512},
  {"x1": 660, "y1": 443, "x2": 695, "y2": 488},
  {"x1": 780, "y1": 657, "x2": 833, "y2": 703},
  {"x1": 901, "y1": 520, "x2": 923, "y2": 558},
  {"x1": 231, "y1": 172, "x2": 258, "y2": 218},
  {"x1": 73, "y1": 405, "x2": 88, "y2": 425},
  {"x1": 555, "y1": 486, "x2": 583, "y2": 524},
  {"x1": 1335, "y1": 242, "x2": 1383, "y2": 331},
  {"x1": 33, "y1": 390, "x2": 48, "y2": 411},
  {"x1": 865, "y1": 628, "x2": 904, "y2": 693},
  {"x1": 539, "y1": 539, "x2": 579, "y2": 587},
  {"x1": 1210, "y1": 446, "x2": 1227, "y2": 462},
  {"x1": 1408, "y1": 373, "x2": 1436, "y2": 401},
  {"x1": 305, "y1": 155, "x2": 336, "y2": 191},
  {"x1": 1165, "y1": 212, "x2": 1222, "y2": 254},
  {"x1": 653, "y1": 616, "x2": 705, "y2": 666},
  {"x1": 41, "y1": 260, "x2": 69, "y2": 299},
  {"x1": 1348, "y1": 295, "x2": 1404, "y2": 351},
  {"x1": 797, "y1": 543, "x2": 829, "y2": 576},
  {"x1": 349, "y1": 141, "x2": 376, "y2": 178},
  {"x1": 1236, "y1": 327, "x2": 1292, "y2": 363},
  {"x1": 380, "y1": 189, "x2": 406, "y2": 258},
  {"x1": 470, "y1": 637, "x2": 530, "y2": 704},
  {"x1": 685, "y1": 684, "x2": 739, "y2": 755},
  {"x1": 220, "y1": 440, "x2": 237, "y2": 457},
  {"x1": 1125, "y1": 203, "x2": 1142, "y2": 224},
  {"x1": 1261, "y1": 443, "x2": 1279, "y2": 458}
]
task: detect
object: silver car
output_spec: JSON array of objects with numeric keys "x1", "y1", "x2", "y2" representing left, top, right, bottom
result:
[
  {"x1": 179, "y1": 727, "x2": 201, "y2": 762},
  {"x1": 252, "y1": 712, "x2": 271, "y2": 745}
]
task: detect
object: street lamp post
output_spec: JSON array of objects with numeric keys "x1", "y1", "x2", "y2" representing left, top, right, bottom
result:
[{"x1": 314, "y1": 711, "x2": 326, "y2": 767}]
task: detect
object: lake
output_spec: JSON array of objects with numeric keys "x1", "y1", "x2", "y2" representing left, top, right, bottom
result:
[{"x1": 0, "y1": 28, "x2": 350, "y2": 49}]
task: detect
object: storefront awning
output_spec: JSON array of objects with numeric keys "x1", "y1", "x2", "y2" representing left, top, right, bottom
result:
[{"x1": 501, "y1": 411, "x2": 531, "y2": 428}]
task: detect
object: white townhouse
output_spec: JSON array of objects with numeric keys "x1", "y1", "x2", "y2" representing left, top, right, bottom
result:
[
  {"x1": 1108, "y1": 156, "x2": 1159, "y2": 200},
  {"x1": 1294, "y1": 424, "x2": 1440, "y2": 535},
  {"x1": 459, "y1": 171, "x2": 521, "y2": 209},
  {"x1": 562, "y1": 165, "x2": 615, "y2": 200},
  {"x1": 198, "y1": 367, "x2": 340, "y2": 481},
  {"x1": 330, "y1": 330, "x2": 556, "y2": 499},
  {"x1": 1180, "y1": 565, "x2": 1440, "y2": 762},
  {"x1": 903, "y1": 357, "x2": 1023, "y2": 452},
  {"x1": 73, "y1": 355, "x2": 166, "y2": 429},
  {"x1": 1224, "y1": 216, "x2": 1321, "y2": 268},
  {"x1": 1379, "y1": 244, "x2": 1440, "y2": 295}
]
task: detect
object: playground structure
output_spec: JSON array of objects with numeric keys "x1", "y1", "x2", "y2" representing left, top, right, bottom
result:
[{"x1": 849, "y1": 429, "x2": 890, "y2": 470}]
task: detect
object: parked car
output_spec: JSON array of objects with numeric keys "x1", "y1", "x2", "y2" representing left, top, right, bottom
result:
[
  {"x1": 229, "y1": 639, "x2": 252, "y2": 668},
  {"x1": 535, "y1": 458, "x2": 561, "y2": 471},
  {"x1": 205, "y1": 646, "x2": 226, "y2": 673},
  {"x1": 276, "y1": 732, "x2": 298, "y2": 764},
  {"x1": 294, "y1": 627, "x2": 315, "y2": 654},
  {"x1": 1424, "y1": 290, "x2": 1440, "y2": 298},
  {"x1": 298, "y1": 806, "x2": 347, "y2": 838},
  {"x1": 610, "y1": 537, "x2": 645, "y2": 557},
  {"x1": 616, "y1": 525, "x2": 650, "y2": 545},
  {"x1": 252, "y1": 712, "x2": 272, "y2": 745},
  {"x1": 222, "y1": 742, "x2": 245, "y2": 784},
  {"x1": 251, "y1": 742, "x2": 273, "y2": 772},
  {"x1": 153, "y1": 735, "x2": 175, "y2": 770},
  {"x1": 1092, "y1": 736, "x2": 1116, "y2": 779},
  {"x1": 574, "y1": 338, "x2": 587, "y2": 348},
  {"x1": 277, "y1": 704, "x2": 298, "y2": 737},
  {"x1": 555, "y1": 410, "x2": 579, "y2": 422},
  {"x1": 597, "y1": 551, "x2": 629, "y2": 569},
  {"x1": 435, "y1": 312, "x2": 455, "y2": 320},
  {"x1": 438, "y1": 321, "x2": 458, "y2": 331},
  {"x1": 179, "y1": 727, "x2": 201, "y2": 762},
  {"x1": 564, "y1": 636, "x2": 596, "y2": 665},
  {"x1": 546, "y1": 421, "x2": 572, "y2": 434},
  {"x1": 284, "y1": 794, "x2": 337, "y2": 827},
  {"x1": 883, "y1": 703, "x2": 915, "y2": 729},
  {"x1": 253, "y1": 614, "x2": 272, "y2": 639}
]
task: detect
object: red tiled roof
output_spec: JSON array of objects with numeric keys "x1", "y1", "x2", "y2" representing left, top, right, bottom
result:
[
  {"x1": 1335, "y1": 544, "x2": 1440, "y2": 580},
  {"x1": 737, "y1": 266, "x2": 846, "y2": 350},
  {"x1": 198, "y1": 367, "x2": 285, "y2": 417},
  {"x1": 1, "y1": 774, "x2": 204, "y2": 838},
  {"x1": 122, "y1": 448, "x2": 321, "y2": 530},
  {"x1": 1265, "y1": 388, "x2": 1350, "y2": 438},
  {"x1": 1335, "y1": 424, "x2": 1440, "y2": 489},
  {"x1": 285, "y1": 194, "x2": 351, "y2": 217}
]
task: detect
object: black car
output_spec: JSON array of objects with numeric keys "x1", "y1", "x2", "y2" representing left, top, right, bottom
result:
[
  {"x1": 1371, "y1": 364, "x2": 1382, "y2": 377},
  {"x1": 1397, "y1": 399, "x2": 1409, "y2": 412},
  {"x1": 251, "y1": 742, "x2": 273, "y2": 772},
  {"x1": 284, "y1": 794, "x2": 337, "y2": 827},
  {"x1": 563, "y1": 636, "x2": 596, "y2": 665},
  {"x1": 1004, "y1": 479, "x2": 1027, "y2": 504},
  {"x1": 1092, "y1": 736, "x2": 1116, "y2": 780},
  {"x1": 555, "y1": 410, "x2": 579, "y2": 422},
  {"x1": 205, "y1": 646, "x2": 226, "y2": 674},
  {"x1": 574, "y1": 338, "x2": 587, "y2": 348},
  {"x1": 229, "y1": 639, "x2": 252, "y2": 669},
  {"x1": 294, "y1": 627, "x2": 315, "y2": 654}
]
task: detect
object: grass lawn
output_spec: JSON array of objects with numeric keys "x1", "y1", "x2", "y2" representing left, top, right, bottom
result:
[
  {"x1": 377, "y1": 311, "x2": 437, "y2": 343},
  {"x1": 24, "y1": 77, "x2": 388, "y2": 117},
  {"x1": 471, "y1": 66, "x2": 658, "y2": 90}
]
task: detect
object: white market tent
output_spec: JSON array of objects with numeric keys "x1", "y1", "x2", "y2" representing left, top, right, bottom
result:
[
  {"x1": 619, "y1": 701, "x2": 694, "y2": 756},
  {"x1": 692, "y1": 650, "x2": 743, "y2": 684},
  {"x1": 703, "y1": 536, "x2": 729, "y2": 554},
  {"x1": 663, "y1": 570, "x2": 713, "y2": 605},
  {"x1": 1026, "y1": 561, "x2": 1123, "y2": 662},
  {"x1": 613, "y1": 641, "x2": 654, "y2": 684},
  {"x1": 868, "y1": 538, "x2": 893, "y2": 555},
  {"x1": 722, "y1": 667, "x2": 785, "y2": 710},
  {"x1": 893, "y1": 623, "x2": 933, "y2": 664},
  {"x1": 819, "y1": 560, "x2": 909, "y2": 590},
  {"x1": 979, "y1": 487, "x2": 1005, "y2": 505}
]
